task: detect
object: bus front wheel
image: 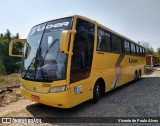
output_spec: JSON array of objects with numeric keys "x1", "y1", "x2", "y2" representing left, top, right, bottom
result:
[{"x1": 92, "y1": 82, "x2": 101, "y2": 103}]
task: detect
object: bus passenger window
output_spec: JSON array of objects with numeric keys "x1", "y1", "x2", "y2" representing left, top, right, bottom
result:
[
  {"x1": 124, "y1": 40, "x2": 130, "y2": 54},
  {"x1": 130, "y1": 43, "x2": 136, "y2": 55},
  {"x1": 112, "y1": 34, "x2": 122, "y2": 53},
  {"x1": 97, "y1": 28, "x2": 111, "y2": 52},
  {"x1": 142, "y1": 48, "x2": 144, "y2": 56},
  {"x1": 143, "y1": 48, "x2": 146, "y2": 56},
  {"x1": 136, "y1": 45, "x2": 140, "y2": 55},
  {"x1": 139, "y1": 47, "x2": 143, "y2": 56}
]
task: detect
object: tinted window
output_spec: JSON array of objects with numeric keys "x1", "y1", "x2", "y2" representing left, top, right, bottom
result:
[
  {"x1": 124, "y1": 40, "x2": 130, "y2": 54},
  {"x1": 130, "y1": 43, "x2": 136, "y2": 55},
  {"x1": 141, "y1": 47, "x2": 145, "y2": 56},
  {"x1": 112, "y1": 34, "x2": 122, "y2": 52},
  {"x1": 143, "y1": 48, "x2": 146, "y2": 56},
  {"x1": 141, "y1": 47, "x2": 144, "y2": 56},
  {"x1": 136, "y1": 45, "x2": 140, "y2": 55},
  {"x1": 70, "y1": 19, "x2": 94, "y2": 83},
  {"x1": 97, "y1": 28, "x2": 111, "y2": 52},
  {"x1": 139, "y1": 47, "x2": 143, "y2": 56}
]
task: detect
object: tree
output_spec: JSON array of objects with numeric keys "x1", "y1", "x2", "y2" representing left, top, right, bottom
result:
[
  {"x1": 139, "y1": 41, "x2": 154, "y2": 55},
  {"x1": 0, "y1": 30, "x2": 21, "y2": 74},
  {"x1": 4, "y1": 29, "x2": 11, "y2": 40},
  {"x1": 157, "y1": 48, "x2": 160, "y2": 56},
  {"x1": 0, "y1": 34, "x2": 3, "y2": 37}
]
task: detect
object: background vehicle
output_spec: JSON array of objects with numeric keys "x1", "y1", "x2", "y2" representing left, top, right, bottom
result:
[{"x1": 9, "y1": 15, "x2": 146, "y2": 108}]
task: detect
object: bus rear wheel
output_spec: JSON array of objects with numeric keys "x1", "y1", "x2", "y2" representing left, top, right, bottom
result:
[
  {"x1": 137, "y1": 71, "x2": 141, "y2": 81},
  {"x1": 134, "y1": 72, "x2": 138, "y2": 82},
  {"x1": 92, "y1": 82, "x2": 101, "y2": 103}
]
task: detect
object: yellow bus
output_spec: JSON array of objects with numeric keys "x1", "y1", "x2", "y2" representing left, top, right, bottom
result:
[{"x1": 9, "y1": 15, "x2": 146, "y2": 108}]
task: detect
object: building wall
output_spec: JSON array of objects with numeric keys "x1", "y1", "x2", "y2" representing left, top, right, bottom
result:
[{"x1": 146, "y1": 56, "x2": 159, "y2": 66}]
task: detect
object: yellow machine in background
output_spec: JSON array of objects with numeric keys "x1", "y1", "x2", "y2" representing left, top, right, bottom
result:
[{"x1": 9, "y1": 15, "x2": 146, "y2": 108}]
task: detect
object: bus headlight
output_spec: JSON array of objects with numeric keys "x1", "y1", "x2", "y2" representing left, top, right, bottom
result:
[{"x1": 49, "y1": 86, "x2": 67, "y2": 93}]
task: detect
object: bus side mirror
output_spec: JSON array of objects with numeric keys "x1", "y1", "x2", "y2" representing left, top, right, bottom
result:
[
  {"x1": 9, "y1": 39, "x2": 26, "y2": 57},
  {"x1": 60, "y1": 30, "x2": 76, "y2": 54}
]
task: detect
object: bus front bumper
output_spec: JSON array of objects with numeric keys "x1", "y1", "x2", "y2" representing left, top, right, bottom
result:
[{"x1": 20, "y1": 86, "x2": 72, "y2": 108}]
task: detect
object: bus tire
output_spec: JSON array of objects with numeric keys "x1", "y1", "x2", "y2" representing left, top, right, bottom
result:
[
  {"x1": 92, "y1": 82, "x2": 101, "y2": 103},
  {"x1": 137, "y1": 70, "x2": 141, "y2": 81},
  {"x1": 134, "y1": 71, "x2": 138, "y2": 82}
]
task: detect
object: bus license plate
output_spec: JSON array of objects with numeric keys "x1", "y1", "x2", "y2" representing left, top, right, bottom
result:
[{"x1": 31, "y1": 95, "x2": 40, "y2": 100}]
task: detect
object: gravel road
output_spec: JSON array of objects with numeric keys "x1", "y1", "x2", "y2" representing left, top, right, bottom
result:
[{"x1": 1, "y1": 68, "x2": 160, "y2": 126}]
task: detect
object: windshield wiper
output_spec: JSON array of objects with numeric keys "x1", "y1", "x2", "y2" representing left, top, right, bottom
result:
[
  {"x1": 40, "y1": 39, "x2": 59, "y2": 82},
  {"x1": 23, "y1": 57, "x2": 35, "y2": 79},
  {"x1": 23, "y1": 47, "x2": 46, "y2": 82},
  {"x1": 34, "y1": 47, "x2": 46, "y2": 82}
]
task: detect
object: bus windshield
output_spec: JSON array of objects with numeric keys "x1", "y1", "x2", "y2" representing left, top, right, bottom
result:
[{"x1": 21, "y1": 17, "x2": 73, "y2": 82}]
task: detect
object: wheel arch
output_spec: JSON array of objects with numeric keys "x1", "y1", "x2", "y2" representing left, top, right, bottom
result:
[
  {"x1": 139, "y1": 69, "x2": 141, "y2": 75},
  {"x1": 94, "y1": 78, "x2": 106, "y2": 94}
]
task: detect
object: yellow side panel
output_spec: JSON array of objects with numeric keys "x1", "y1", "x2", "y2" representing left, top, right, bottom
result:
[{"x1": 93, "y1": 51, "x2": 146, "y2": 91}]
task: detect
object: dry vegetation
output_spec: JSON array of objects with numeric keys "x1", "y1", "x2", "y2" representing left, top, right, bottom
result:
[
  {"x1": 0, "y1": 74, "x2": 23, "y2": 107},
  {"x1": 0, "y1": 74, "x2": 21, "y2": 88}
]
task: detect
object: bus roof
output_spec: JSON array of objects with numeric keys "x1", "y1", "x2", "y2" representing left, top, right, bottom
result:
[{"x1": 34, "y1": 14, "x2": 145, "y2": 48}]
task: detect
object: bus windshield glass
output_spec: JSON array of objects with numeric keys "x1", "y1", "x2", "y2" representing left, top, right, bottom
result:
[{"x1": 21, "y1": 17, "x2": 73, "y2": 82}]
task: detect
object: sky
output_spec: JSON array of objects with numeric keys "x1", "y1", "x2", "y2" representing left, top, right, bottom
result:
[{"x1": 1, "y1": 0, "x2": 160, "y2": 51}]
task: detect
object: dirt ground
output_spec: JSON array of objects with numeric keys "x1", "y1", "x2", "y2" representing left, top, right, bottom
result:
[
  {"x1": 0, "y1": 74, "x2": 23, "y2": 107},
  {"x1": 0, "y1": 68, "x2": 160, "y2": 126},
  {"x1": 0, "y1": 99, "x2": 35, "y2": 117}
]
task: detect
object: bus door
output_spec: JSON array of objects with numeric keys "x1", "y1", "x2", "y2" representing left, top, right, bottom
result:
[{"x1": 70, "y1": 18, "x2": 94, "y2": 100}]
